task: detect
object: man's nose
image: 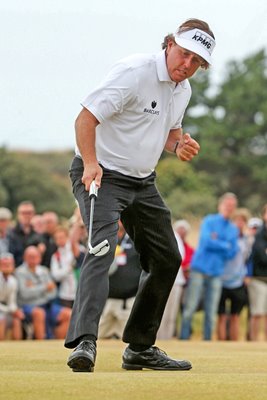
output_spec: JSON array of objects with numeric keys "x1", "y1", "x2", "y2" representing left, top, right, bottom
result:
[{"x1": 183, "y1": 56, "x2": 193, "y2": 68}]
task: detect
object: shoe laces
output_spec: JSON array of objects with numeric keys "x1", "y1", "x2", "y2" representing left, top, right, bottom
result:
[
  {"x1": 152, "y1": 346, "x2": 167, "y2": 356},
  {"x1": 79, "y1": 340, "x2": 96, "y2": 352}
]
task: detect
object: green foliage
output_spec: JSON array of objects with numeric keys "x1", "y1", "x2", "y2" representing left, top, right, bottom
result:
[
  {"x1": 1, "y1": 49, "x2": 267, "y2": 218},
  {"x1": 185, "y1": 49, "x2": 267, "y2": 213},
  {"x1": 0, "y1": 184, "x2": 9, "y2": 206},
  {"x1": 0, "y1": 148, "x2": 75, "y2": 217},
  {"x1": 156, "y1": 157, "x2": 216, "y2": 218}
]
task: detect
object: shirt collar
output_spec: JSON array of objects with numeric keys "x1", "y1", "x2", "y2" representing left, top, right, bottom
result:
[
  {"x1": 156, "y1": 50, "x2": 188, "y2": 90},
  {"x1": 156, "y1": 50, "x2": 173, "y2": 83}
]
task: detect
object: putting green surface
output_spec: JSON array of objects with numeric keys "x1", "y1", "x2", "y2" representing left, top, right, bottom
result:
[{"x1": 0, "y1": 340, "x2": 266, "y2": 400}]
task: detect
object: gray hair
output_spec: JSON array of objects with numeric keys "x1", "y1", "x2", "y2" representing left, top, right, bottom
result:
[
  {"x1": 218, "y1": 192, "x2": 238, "y2": 204},
  {"x1": 0, "y1": 252, "x2": 15, "y2": 261}
]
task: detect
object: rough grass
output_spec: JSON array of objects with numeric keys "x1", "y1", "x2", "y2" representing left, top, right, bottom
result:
[{"x1": 1, "y1": 340, "x2": 267, "y2": 400}]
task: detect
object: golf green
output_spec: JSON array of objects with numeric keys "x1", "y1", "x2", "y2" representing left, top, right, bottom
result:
[{"x1": 0, "y1": 340, "x2": 266, "y2": 400}]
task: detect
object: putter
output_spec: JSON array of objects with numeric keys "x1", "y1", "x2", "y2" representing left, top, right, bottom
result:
[{"x1": 88, "y1": 181, "x2": 110, "y2": 256}]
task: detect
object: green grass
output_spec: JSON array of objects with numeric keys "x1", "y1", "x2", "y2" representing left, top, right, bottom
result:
[{"x1": 1, "y1": 340, "x2": 267, "y2": 400}]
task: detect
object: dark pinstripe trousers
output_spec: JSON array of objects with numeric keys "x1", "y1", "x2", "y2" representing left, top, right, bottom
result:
[{"x1": 64, "y1": 156, "x2": 181, "y2": 348}]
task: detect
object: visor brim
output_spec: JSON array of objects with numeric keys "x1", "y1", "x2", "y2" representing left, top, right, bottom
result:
[{"x1": 175, "y1": 37, "x2": 212, "y2": 65}]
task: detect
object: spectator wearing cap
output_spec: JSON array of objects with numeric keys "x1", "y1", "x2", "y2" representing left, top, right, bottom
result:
[
  {"x1": 246, "y1": 217, "x2": 263, "y2": 278},
  {"x1": 247, "y1": 204, "x2": 267, "y2": 340},
  {"x1": 248, "y1": 217, "x2": 263, "y2": 232},
  {"x1": 247, "y1": 218, "x2": 263, "y2": 252},
  {"x1": 0, "y1": 207, "x2": 13, "y2": 256},
  {"x1": 242, "y1": 216, "x2": 263, "y2": 340},
  {"x1": 173, "y1": 219, "x2": 194, "y2": 282},
  {"x1": 0, "y1": 253, "x2": 25, "y2": 340}
]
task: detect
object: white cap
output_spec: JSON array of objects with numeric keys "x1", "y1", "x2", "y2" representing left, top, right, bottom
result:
[
  {"x1": 173, "y1": 219, "x2": 191, "y2": 232},
  {"x1": 174, "y1": 28, "x2": 216, "y2": 65},
  {"x1": 248, "y1": 217, "x2": 262, "y2": 229},
  {"x1": 0, "y1": 207, "x2": 12, "y2": 220}
]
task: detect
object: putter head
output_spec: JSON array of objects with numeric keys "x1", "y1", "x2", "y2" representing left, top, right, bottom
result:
[{"x1": 89, "y1": 239, "x2": 110, "y2": 256}]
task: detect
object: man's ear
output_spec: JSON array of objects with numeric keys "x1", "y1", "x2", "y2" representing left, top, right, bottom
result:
[{"x1": 166, "y1": 39, "x2": 175, "y2": 55}]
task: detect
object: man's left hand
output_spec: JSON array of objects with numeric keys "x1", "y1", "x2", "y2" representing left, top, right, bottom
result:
[{"x1": 176, "y1": 133, "x2": 200, "y2": 161}]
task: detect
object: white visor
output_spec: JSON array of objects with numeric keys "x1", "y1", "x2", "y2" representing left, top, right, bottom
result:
[{"x1": 174, "y1": 28, "x2": 216, "y2": 65}]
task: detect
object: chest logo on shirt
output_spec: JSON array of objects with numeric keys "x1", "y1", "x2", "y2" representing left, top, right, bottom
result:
[{"x1": 143, "y1": 100, "x2": 160, "y2": 115}]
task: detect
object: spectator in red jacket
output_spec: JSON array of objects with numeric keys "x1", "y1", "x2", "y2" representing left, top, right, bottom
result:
[{"x1": 173, "y1": 219, "x2": 194, "y2": 282}]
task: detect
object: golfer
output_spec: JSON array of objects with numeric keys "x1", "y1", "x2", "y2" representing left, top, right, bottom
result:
[{"x1": 65, "y1": 18, "x2": 216, "y2": 372}]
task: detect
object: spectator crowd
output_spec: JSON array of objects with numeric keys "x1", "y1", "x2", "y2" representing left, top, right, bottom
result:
[{"x1": 0, "y1": 193, "x2": 267, "y2": 342}]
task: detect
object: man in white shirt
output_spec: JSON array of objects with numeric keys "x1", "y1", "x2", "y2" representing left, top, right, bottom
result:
[
  {"x1": 66, "y1": 18, "x2": 216, "y2": 372},
  {"x1": 0, "y1": 253, "x2": 24, "y2": 340},
  {"x1": 0, "y1": 207, "x2": 13, "y2": 256}
]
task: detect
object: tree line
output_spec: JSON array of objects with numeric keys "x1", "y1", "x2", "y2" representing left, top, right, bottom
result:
[
  {"x1": 157, "y1": 49, "x2": 267, "y2": 218},
  {"x1": 1, "y1": 49, "x2": 266, "y2": 219}
]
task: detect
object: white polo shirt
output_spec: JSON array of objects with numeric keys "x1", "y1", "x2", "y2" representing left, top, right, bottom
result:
[
  {"x1": 78, "y1": 50, "x2": 191, "y2": 178},
  {"x1": 0, "y1": 273, "x2": 18, "y2": 314}
]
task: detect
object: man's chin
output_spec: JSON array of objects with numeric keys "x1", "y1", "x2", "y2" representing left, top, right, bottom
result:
[{"x1": 172, "y1": 71, "x2": 187, "y2": 82}]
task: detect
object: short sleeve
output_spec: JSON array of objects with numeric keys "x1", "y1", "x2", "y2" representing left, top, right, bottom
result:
[{"x1": 81, "y1": 63, "x2": 138, "y2": 123}]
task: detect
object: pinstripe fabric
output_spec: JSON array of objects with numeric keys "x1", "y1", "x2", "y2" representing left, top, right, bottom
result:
[{"x1": 65, "y1": 157, "x2": 181, "y2": 348}]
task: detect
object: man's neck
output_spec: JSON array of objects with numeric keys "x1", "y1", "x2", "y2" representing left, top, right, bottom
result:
[
  {"x1": 0, "y1": 229, "x2": 7, "y2": 238},
  {"x1": 27, "y1": 265, "x2": 37, "y2": 273},
  {"x1": 19, "y1": 223, "x2": 32, "y2": 235}
]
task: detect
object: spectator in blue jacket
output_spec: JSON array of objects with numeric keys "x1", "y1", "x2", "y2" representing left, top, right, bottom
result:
[{"x1": 180, "y1": 193, "x2": 239, "y2": 340}]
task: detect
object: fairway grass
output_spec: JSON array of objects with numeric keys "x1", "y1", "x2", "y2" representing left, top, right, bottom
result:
[{"x1": 0, "y1": 340, "x2": 267, "y2": 400}]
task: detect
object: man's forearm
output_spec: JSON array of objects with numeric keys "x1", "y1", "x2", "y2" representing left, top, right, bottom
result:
[
  {"x1": 164, "y1": 128, "x2": 183, "y2": 153},
  {"x1": 75, "y1": 108, "x2": 99, "y2": 165},
  {"x1": 75, "y1": 108, "x2": 103, "y2": 189}
]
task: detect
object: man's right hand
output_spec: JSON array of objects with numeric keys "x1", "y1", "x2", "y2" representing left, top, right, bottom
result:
[
  {"x1": 46, "y1": 281, "x2": 56, "y2": 292},
  {"x1": 82, "y1": 163, "x2": 103, "y2": 191},
  {"x1": 13, "y1": 309, "x2": 25, "y2": 320}
]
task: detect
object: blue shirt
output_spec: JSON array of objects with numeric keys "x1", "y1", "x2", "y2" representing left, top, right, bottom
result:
[
  {"x1": 191, "y1": 213, "x2": 239, "y2": 277},
  {"x1": 221, "y1": 234, "x2": 250, "y2": 288}
]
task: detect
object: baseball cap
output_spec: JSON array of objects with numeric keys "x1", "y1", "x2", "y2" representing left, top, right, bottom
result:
[
  {"x1": 174, "y1": 28, "x2": 216, "y2": 65},
  {"x1": 173, "y1": 219, "x2": 191, "y2": 232},
  {"x1": 248, "y1": 217, "x2": 262, "y2": 229},
  {"x1": 0, "y1": 207, "x2": 12, "y2": 220}
]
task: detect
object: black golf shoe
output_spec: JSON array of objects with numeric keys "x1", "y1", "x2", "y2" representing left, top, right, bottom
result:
[
  {"x1": 67, "y1": 340, "x2": 97, "y2": 372},
  {"x1": 122, "y1": 346, "x2": 192, "y2": 371}
]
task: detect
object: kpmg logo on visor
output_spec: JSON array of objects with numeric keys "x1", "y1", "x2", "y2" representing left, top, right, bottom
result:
[{"x1": 191, "y1": 31, "x2": 215, "y2": 53}]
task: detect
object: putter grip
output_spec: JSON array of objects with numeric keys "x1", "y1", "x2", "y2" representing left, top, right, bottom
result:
[{"x1": 89, "y1": 181, "x2": 98, "y2": 198}]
